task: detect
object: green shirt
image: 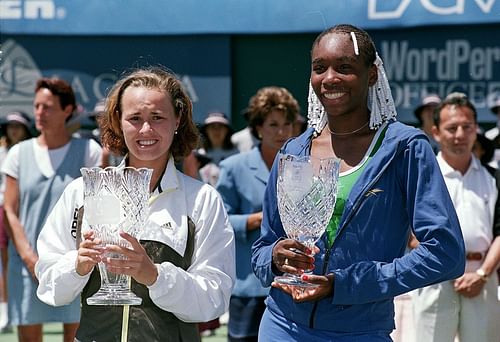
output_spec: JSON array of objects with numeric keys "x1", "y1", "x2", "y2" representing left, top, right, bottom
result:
[{"x1": 326, "y1": 125, "x2": 388, "y2": 247}]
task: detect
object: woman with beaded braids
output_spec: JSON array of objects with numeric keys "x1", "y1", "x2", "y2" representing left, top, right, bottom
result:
[{"x1": 251, "y1": 24, "x2": 465, "y2": 340}]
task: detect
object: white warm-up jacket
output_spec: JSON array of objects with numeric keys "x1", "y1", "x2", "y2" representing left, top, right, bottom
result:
[{"x1": 35, "y1": 158, "x2": 235, "y2": 323}]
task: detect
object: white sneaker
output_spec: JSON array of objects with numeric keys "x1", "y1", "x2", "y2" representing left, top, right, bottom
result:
[
  {"x1": 200, "y1": 329, "x2": 216, "y2": 337},
  {"x1": 219, "y1": 311, "x2": 229, "y2": 325},
  {"x1": 0, "y1": 302, "x2": 10, "y2": 333}
]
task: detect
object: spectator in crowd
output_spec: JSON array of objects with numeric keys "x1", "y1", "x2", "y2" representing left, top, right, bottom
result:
[
  {"x1": 216, "y1": 86, "x2": 299, "y2": 341},
  {"x1": 71, "y1": 101, "x2": 101, "y2": 142},
  {"x1": 292, "y1": 114, "x2": 307, "y2": 137},
  {"x1": 200, "y1": 111, "x2": 238, "y2": 165},
  {"x1": 195, "y1": 111, "x2": 239, "y2": 335},
  {"x1": 197, "y1": 112, "x2": 238, "y2": 186},
  {"x1": 231, "y1": 109, "x2": 259, "y2": 153},
  {"x1": 413, "y1": 92, "x2": 500, "y2": 342},
  {"x1": 0, "y1": 111, "x2": 33, "y2": 334},
  {"x1": 1, "y1": 78, "x2": 102, "y2": 342},
  {"x1": 0, "y1": 112, "x2": 34, "y2": 148},
  {"x1": 414, "y1": 94, "x2": 441, "y2": 154},
  {"x1": 181, "y1": 149, "x2": 212, "y2": 181},
  {"x1": 34, "y1": 67, "x2": 235, "y2": 341},
  {"x1": 473, "y1": 130, "x2": 497, "y2": 175},
  {"x1": 251, "y1": 24, "x2": 465, "y2": 341},
  {"x1": 473, "y1": 130, "x2": 500, "y2": 288},
  {"x1": 485, "y1": 96, "x2": 500, "y2": 168},
  {"x1": 485, "y1": 97, "x2": 500, "y2": 141}
]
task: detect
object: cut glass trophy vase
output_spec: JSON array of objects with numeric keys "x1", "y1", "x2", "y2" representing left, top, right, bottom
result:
[
  {"x1": 81, "y1": 166, "x2": 152, "y2": 305},
  {"x1": 274, "y1": 154, "x2": 340, "y2": 287}
]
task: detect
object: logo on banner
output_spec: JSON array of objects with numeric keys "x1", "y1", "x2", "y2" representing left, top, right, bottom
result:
[
  {"x1": 0, "y1": 39, "x2": 116, "y2": 118},
  {"x1": 0, "y1": 38, "x2": 203, "y2": 121},
  {"x1": 0, "y1": 0, "x2": 66, "y2": 20},
  {"x1": 0, "y1": 39, "x2": 42, "y2": 117},
  {"x1": 368, "y1": 0, "x2": 496, "y2": 19},
  {"x1": 379, "y1": 38, "x2": 500, "y2": 122}
]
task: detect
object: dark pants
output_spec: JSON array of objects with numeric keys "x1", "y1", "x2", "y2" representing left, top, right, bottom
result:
[{"x1": 228, "y1": 296, "x2": 266, "y2": 341}]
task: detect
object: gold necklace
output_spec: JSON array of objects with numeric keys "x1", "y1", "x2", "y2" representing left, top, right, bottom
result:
[{"x1": 326, "y1": 121, "x2": 369, "y2": 136}]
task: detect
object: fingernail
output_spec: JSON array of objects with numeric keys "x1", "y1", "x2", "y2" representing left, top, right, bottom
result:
[
  {"x1": 305, "y1": 248, "x2": 312, "y2": 255},
  {"x1": 302, "y1": 275, "x2": 309, "y2": 281}
]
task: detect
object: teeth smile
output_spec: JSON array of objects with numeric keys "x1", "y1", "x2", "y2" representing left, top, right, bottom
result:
[
  {"x1": 324, "y1": 92, "x2": 345, "y2": 100},
  {"x1": 139, "y1": 140, "x2": 156, "y2": 146}
]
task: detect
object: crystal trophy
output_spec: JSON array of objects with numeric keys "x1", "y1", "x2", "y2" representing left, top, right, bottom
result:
[
  {"x1": 274, "y1": 153, "x2": 340, "y2": 287},
  {"x1": 81, "y1": 166, "x2": 152, "y2": 305}
]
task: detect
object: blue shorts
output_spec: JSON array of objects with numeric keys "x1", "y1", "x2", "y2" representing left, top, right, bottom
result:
[{"x1": 259, "y1": 308, "x2": 392, "y2": 341}]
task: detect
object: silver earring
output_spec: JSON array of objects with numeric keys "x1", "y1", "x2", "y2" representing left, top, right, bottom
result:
[{"x1": 174, "y1": 130, "x2": 178, "y2": 135}]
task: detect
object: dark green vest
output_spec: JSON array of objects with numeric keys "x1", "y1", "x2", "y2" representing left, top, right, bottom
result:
[{"x1": 76, "y1": 218, "x2": 200, "y2": 342}]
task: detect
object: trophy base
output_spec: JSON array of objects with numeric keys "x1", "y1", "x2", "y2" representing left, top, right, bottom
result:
[
  {"x1": 274, "y1": 274, "x2": 320, "y2": 288},
  {"x1": 86, "y1": 287, "x2": 142, "y2": 306}
]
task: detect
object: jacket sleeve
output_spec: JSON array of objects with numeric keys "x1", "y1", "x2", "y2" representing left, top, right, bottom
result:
[
  {"x1": 147, "y1": 185, "x2": 235, "y2": 322},
  {"x1": 35, "y1": 179, "x2": 92, "y2": 306},
  {"x1": 216, "y1": 159, "x2": 250, "y2": 241},
  {"x1": 331, "y1": 137, "x2": 466, "y2": 305}
]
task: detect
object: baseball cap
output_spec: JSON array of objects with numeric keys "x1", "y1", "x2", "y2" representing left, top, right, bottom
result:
[
  {"x1": 414, "y1": 94, "x2": 441, "y2": 120},
  {"x1": 203, "y1": 112, "x2": 230, "y2": 127},
  {"x1": 5, "y1": 111, "x2": 31, "y2": 128}
]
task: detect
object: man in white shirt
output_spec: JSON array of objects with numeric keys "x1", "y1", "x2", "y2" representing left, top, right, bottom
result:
[{"x1": 413, "y1": 92, "x2": 500, "y2": 342}]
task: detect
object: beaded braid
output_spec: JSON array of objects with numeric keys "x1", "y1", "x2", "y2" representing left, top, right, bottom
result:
[{"x1": 307, "y1": 81, "x2": 327, "y2": 136}]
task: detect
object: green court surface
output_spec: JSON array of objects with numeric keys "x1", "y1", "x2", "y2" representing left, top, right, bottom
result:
[{"x1": 0, "y1": 323, "x2": 227, "y2": 341}]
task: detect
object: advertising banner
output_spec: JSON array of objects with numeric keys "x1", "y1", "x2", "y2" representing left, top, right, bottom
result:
[
  {"x1": 0, "y1": 35, "x2": 231, "y2": 125},
  {"x1": 1, "y1": 0, "x2": 500, "y2": 35},
  {"x1": 372, "y1": 25, "x2": 500, "y2": 123}
]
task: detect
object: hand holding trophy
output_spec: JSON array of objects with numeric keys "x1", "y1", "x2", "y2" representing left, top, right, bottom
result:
[
  {"x1": 81, "y1": 166, "x2": 152, "y2": 305},
  {"x1": 274, "y1": 153, "x2": 340, "y2": 287}
]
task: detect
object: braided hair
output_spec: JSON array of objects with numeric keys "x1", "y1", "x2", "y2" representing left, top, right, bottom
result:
[{"x1": 312, "y1": 24, "x2": 376, "y2": 67}]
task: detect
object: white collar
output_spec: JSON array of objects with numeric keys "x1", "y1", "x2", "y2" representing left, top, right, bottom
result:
[
  {"x1": 152, "y1": 156, "x2": 179, "y2": 196},
  {"x1": 437, "y1": 152, "x2": 479, "y2": 176},
  {"x1": 118, "y1": 155, "x2": 179, "y2": 196}
]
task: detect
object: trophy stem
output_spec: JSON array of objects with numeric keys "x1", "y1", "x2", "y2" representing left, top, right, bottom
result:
[
  {"x1": 86, "y1": 262, "x2": 142, "y2": 306},
  {"x1": 86, "y1": 286, "x2": 142, "y2": 306}
]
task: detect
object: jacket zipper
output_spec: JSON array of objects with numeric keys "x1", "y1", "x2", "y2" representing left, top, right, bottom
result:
[
  {"x1": 308, "y1": 248, "x2": 331, "y2": 328},
  {"x1": 307, "y1": 150, "x2": 397, "y2": 329}
]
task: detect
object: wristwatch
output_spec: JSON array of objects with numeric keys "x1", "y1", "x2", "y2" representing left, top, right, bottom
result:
[{"x1": 476, "y1": 268, "x2": 489, "y2": 282}]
